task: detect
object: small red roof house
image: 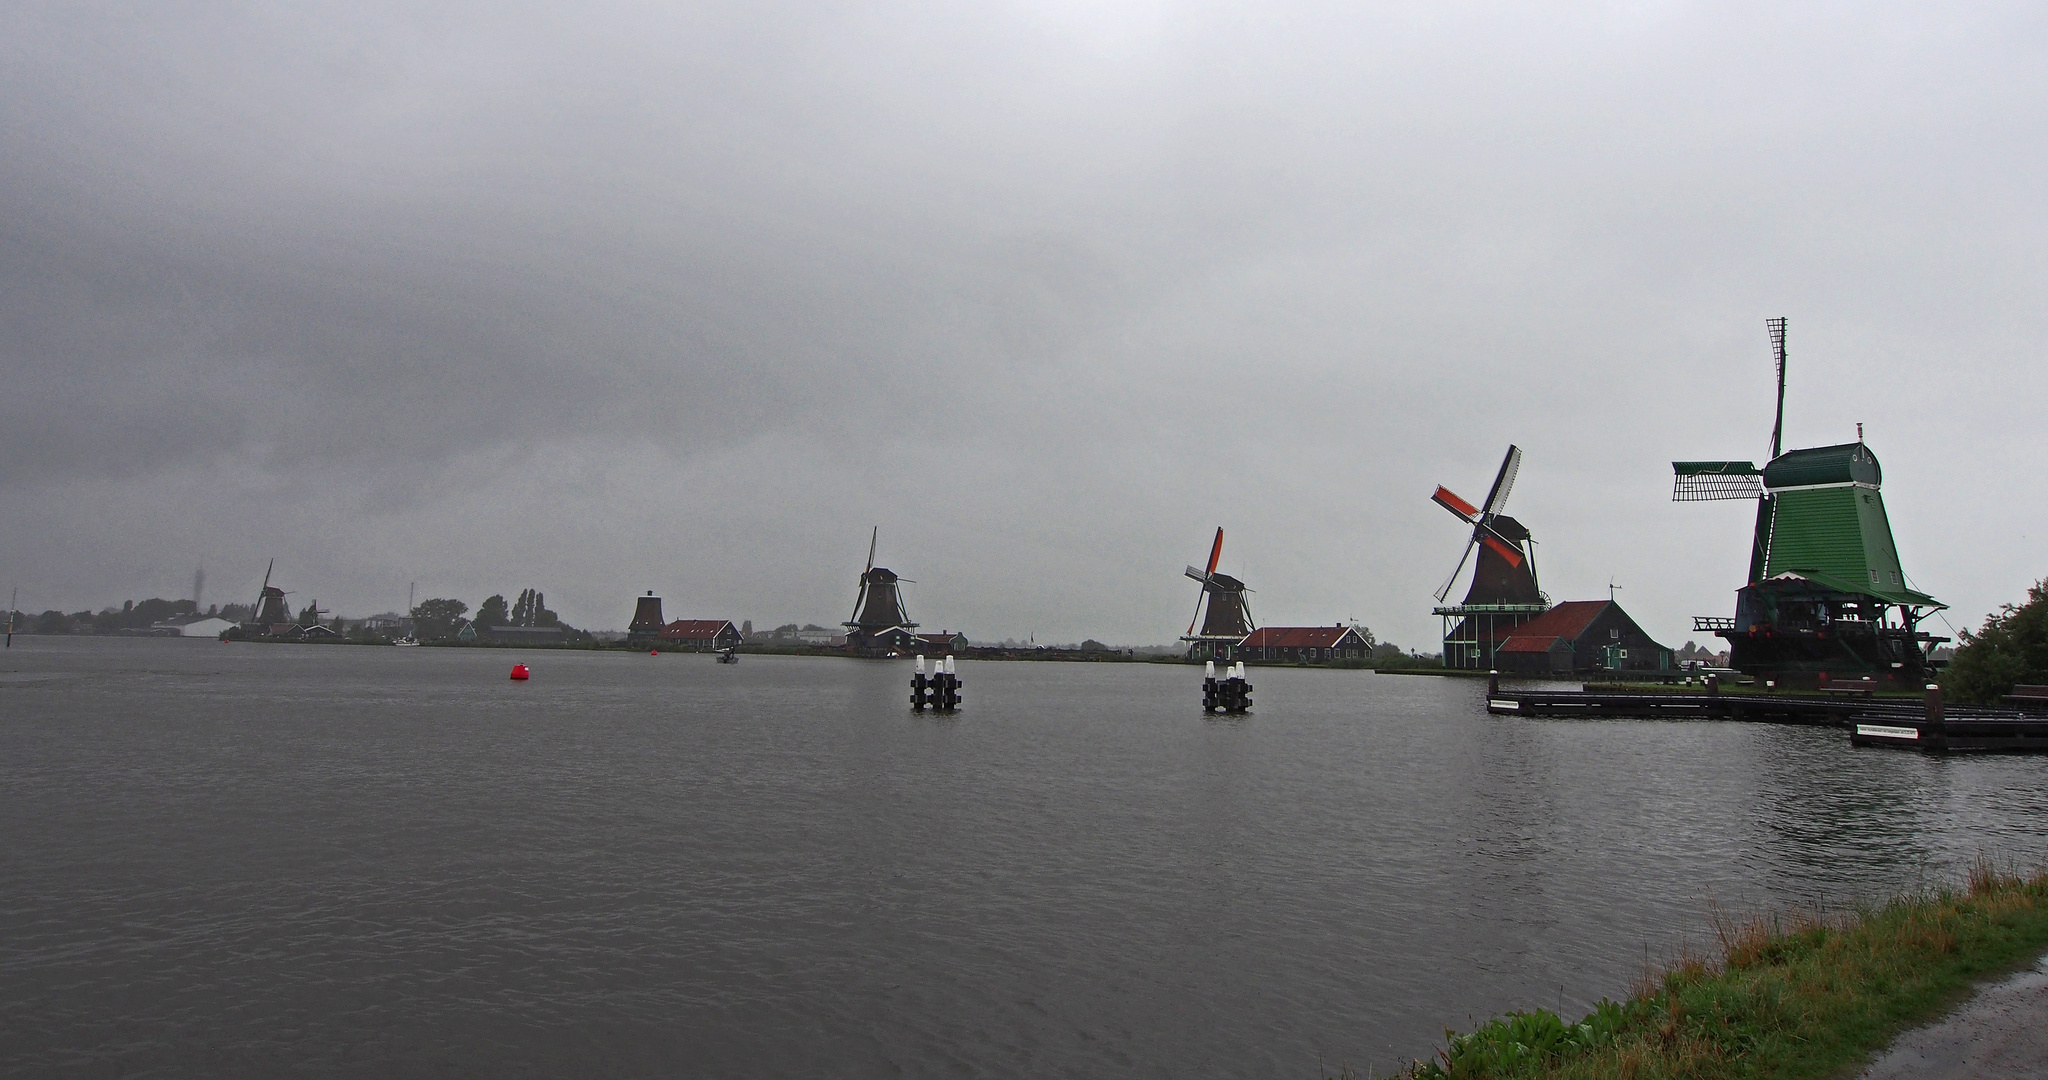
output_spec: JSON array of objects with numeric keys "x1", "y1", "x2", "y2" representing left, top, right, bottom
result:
[
  {"x1": 1238, "y1": 625, "x2": 1373, "y2": 663},
  {"x1": 1494, "y1": 600, "x2": 1670, "y2": 675},
  {"x1": 913, "y1": 631, "x2": 968, "y2": 654},
  {"x1": 657, "y1": 619, "x2": 743, "y2": 652}
]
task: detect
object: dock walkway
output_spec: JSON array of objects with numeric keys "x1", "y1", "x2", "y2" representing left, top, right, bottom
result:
[{"x1": 1485, "y1": 680, "x2": 2048, "y2": 751}]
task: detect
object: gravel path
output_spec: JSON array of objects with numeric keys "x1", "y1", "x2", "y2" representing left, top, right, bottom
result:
[{"x1": 1858, "y1": 952, "x2": 2048, "y2": 1079}]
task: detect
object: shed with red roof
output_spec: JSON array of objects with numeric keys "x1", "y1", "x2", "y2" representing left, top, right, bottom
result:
[
  {"x1": 1238, "y1": 625, "x2": 1374, "y2": 663},
  {"x1": 658, "y1": 619, "x2": 743, "y2": 652},
  {"x1": 1493, "y1": 600, "x2": 1670, "y2": 675}
]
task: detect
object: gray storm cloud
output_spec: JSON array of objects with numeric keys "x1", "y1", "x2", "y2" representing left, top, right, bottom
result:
[{"x1": 3, "y1": 0, "x2": 2044, "y2": 647}]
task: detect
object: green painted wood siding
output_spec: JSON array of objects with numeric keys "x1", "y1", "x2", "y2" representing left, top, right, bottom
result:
[{"x1": 1765, "y1": 486, "x2": 1905, "y2": 591}]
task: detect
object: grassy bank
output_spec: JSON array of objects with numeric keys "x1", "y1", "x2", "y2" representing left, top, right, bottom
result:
[{"x1": 1395, "y1": 864, "x2": 2048, "y2": 1079}]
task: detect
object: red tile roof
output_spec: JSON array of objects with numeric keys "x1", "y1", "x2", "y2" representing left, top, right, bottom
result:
[
  {"x1": 1495, "y1": 601, "x2": 1610, "y2": 653},
  {"x1": 659, "y1": 619, "x2": 736, "y2": 640},
  {"x1": 1239, "y1": 626, "x2": 1368, "y2": 648}
]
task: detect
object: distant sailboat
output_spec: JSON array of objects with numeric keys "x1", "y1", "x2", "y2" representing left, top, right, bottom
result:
[{"x1": 395, "y1": 582, "x2": 421, "y2": 646}]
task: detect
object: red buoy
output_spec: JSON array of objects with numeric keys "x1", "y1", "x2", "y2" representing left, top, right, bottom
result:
[
  {"x1": 510, "y1": 664, "x2": 530, "y2": 681},
  {"x1": 650, "y1": 649, "x2": 659, "y2": 656}
]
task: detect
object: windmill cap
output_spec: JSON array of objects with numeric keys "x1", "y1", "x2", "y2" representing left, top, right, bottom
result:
[{"x1": 1763, "y1": 442, "x2": 1881, "y2": 489}]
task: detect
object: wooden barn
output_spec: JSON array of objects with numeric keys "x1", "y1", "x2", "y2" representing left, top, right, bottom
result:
[
  {"x1": 659, "y1": 619, "x2": 743, "y2": 652},
  {"x1": 1493, "y1": 600, "x2": 1671, "y2": 675},
  {"x1": 913, "y1": 631, "x2": 968, "y2": 655},
  {"x1": 1237, "y1": 625, "x2": 1374, "y2": 663}
]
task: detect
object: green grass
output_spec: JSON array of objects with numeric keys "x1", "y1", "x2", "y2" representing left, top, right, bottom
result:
[{"x1": 1391, "y1": 863, "x2": 2048, "y2": 1080}]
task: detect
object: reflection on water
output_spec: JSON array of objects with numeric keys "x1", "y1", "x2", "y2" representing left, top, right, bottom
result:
[{"x1": 2, "y1": 638, "x2": 2043, "y2": 1077}]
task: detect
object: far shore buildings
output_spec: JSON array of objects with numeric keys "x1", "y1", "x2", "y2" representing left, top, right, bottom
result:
[
  {"x1": 154, "y1": 616, "x2": 238, "y2": 638},
  {"x1": 1237, "y1": 625, "x2": 1374, "y2": 663},
  {"x1": 623, "y1": 594, "x2": 742, "y2": 652},
  {"x1": 913, "y1": 631, "x2": 968, "y2": 655},
  {"x1": 659, "y1": 620, "x2": 743, "y2": 652}
]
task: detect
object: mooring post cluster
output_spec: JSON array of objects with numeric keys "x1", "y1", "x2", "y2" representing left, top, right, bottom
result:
[
  {"x1": 1202, "y1": 660, "x2": 1253, "y2": 714},
  {"x1": 912, "y1": 655, "x2": 962, "y2": 713}
]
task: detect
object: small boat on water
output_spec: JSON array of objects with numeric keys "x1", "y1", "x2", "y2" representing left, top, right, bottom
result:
[
  {"x1": 716, "y1": 648, "x2": 739, "y2": 664},
  {"x1": 393, "y1": 583, "x2": 421, "y2": 646}
]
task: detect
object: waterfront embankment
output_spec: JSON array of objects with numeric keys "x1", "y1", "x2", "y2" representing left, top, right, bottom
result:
[{"x1": 1400, "y1": 864, "x2": 2048, "y2": 1079}]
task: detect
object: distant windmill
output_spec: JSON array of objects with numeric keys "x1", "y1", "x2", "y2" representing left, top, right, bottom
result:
[
  {"x1": 845, "y1": 527, "x2": 917, "y2": 654},
  {"x1": 1180, "y1": 527, "x2": 1253, "y2": 661},
  {"x1": 250, "y1": 559, "x2": 294, "y2": 630},
  {"x1": 1430, "y1": 446, "x2": 1548, "y2": 669}
]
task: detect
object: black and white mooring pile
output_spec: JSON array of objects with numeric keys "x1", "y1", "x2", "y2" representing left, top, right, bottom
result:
[
  {"x1": 912, "y1": 655, "x2": 963, "y2": 713},
  {"x1": 1202, "y1": 660, "x2": 1252, "y2": 715}
]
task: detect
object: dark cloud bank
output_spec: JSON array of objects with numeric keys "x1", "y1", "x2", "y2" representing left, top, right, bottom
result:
[{"x1": 3, "y1": 0, "x2": 2044, "y2": 647}]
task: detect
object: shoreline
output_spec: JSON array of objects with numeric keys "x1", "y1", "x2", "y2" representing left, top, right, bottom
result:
[{"x1": 1395, "y1": 865, "x2": 2048, "y2": 1079}]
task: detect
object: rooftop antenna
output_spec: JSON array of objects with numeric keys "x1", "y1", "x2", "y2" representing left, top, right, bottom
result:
[
  {"x1": 1608, "y1": 577, "x2": 1622, "y2": 603},
  {"x1": 1767, "y1": 317, "x2": 1788, "y2": 459}
]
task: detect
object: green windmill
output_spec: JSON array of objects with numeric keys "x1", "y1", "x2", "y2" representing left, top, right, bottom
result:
[{"x1": 1672, "y1": 319, "x2": 1947, "y2": 689}]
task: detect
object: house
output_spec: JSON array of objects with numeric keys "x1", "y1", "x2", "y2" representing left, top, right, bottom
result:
[
  {"x1": 658, "y1": 619, "x2": 743, "y2": 652},
  {"x1": 1237, "y1": 625, "x2": 1374, "y2": 663},
  {"x1": 1493, "y1": 600, "x2": 1671, "y2": 675},
  {"x1": 913, "y1": 631, "x2": 969, "y2": 655}
]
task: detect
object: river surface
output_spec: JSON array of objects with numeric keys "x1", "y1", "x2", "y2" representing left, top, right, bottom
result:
[{"x1": 4, "y1": 637, "x2": 2045, "y2": 1078}]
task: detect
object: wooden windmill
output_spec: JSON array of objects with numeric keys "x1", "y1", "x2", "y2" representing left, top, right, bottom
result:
[
  {"x1": 845, "y1": 528, "x2": 917, "y2": 655},
  {"x1": 1671, "y1": 318, "x2": 1946, "y2": 687},
  {"x1": 1180, "y1": 527, "x2": 1253, "y2": 661},
  {"x1": 249, "y1": 559, "x2": 294, "y2": 634},
  {"x1": 1430, "y1": 446, "x2": 1549, "y2": 669}
]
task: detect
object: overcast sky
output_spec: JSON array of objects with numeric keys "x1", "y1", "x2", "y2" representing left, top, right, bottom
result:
[{"x1": 3, "y1": 0, "x2": 2044, "y2": 648}]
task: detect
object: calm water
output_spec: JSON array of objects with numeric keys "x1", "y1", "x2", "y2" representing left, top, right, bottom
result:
[{"x1": 4, "y1": 637, "x2": 2045, "y2": 1078}]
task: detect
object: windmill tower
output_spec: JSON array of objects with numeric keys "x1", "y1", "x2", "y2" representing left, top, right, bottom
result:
[
  {"x1": 844, "y1": 528, "x2": 918, "y2": 655},
  {"x1": 1180, "y1": 527, "x2": 1254, "y2": 661},
  {"x1": 1430, "y1": 445, "x2": 1549, "y2": 669},
  {"x1": 248, "y1": 559, "x2": 294, "y2": 635},
  {"x1": 1672, "y1": 318, "x2": 1946, "y2": 687},
  {"x1": 628, "y1": 591, "x2": 666, "y2": 644}
]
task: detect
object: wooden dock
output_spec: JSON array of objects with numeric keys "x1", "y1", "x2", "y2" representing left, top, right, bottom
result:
[{"x1": 1484, "y1": 677, "x2": 2048, "y2": 751}]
